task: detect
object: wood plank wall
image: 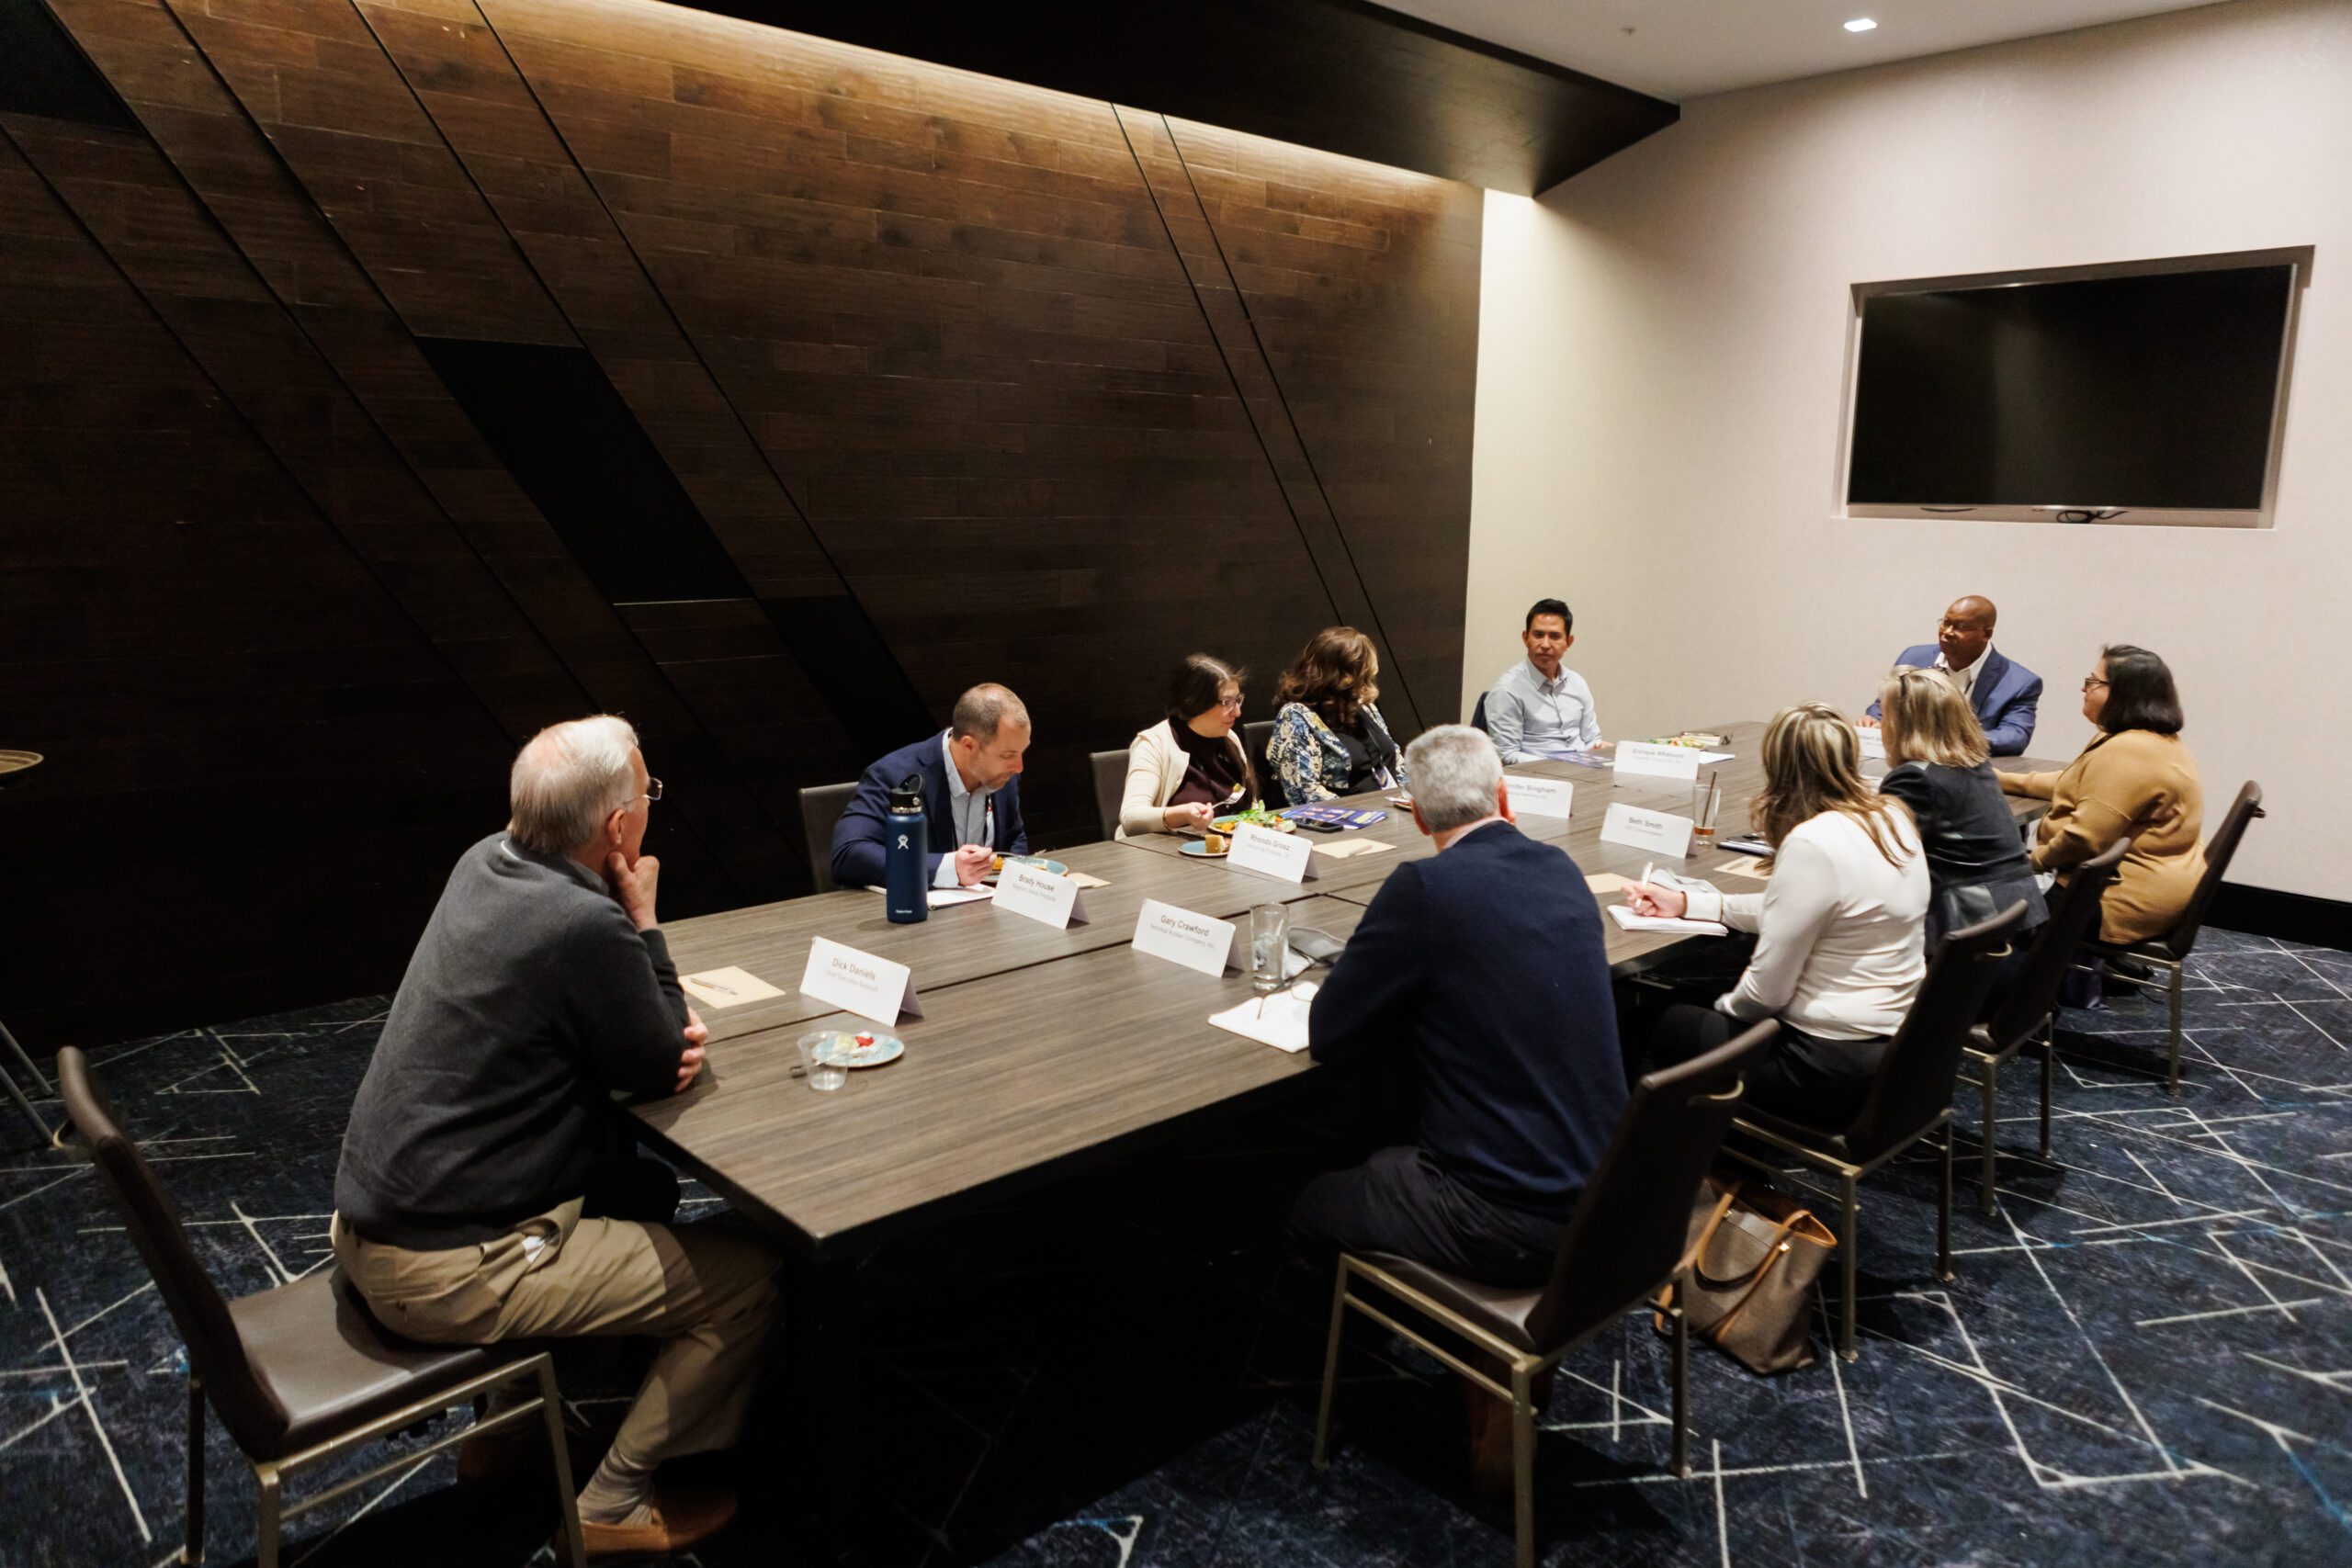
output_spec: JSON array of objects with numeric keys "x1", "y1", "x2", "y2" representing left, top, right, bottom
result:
[{"x1": 0, "y1": 0, "x2": 1481, "y2": 1045}]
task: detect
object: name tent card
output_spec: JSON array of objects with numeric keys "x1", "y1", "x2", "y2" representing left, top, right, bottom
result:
[
  {"x1": 995, "y1": 860, "x2": 1090, "y2": 929},
  {"x1": 1132, "y1": 898, "x2": 1243, "y2": 977},
  {"x1": 1503, "y1": 774, "x2": 1575, "y2": 819},
  {"x1": 1227, "y1": 822, "x2": 1317, "y2": 884},
  {"x1": 1602, "y1": 802, "x2": 1695, "y2": 858},
  {"x1": 1614, "y1": 740, "x2": 1702, "y2": 782},
  {"x1": 798, "y1": 936, "x2": 924, "y2": 1028}
]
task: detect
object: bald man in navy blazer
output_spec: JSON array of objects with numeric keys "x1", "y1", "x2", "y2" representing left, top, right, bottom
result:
[{"x1": 1863, "y1": 595, "x2": 2041, "y2": 756}]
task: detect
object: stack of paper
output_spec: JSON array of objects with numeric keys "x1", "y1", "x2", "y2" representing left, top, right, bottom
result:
[
  {"x1": 1608, "y1": 904, "x2": 1730, "y2": 936},
  {"x1": 1208, "y1": 989, "x2": 1315, "y2": 1053}
]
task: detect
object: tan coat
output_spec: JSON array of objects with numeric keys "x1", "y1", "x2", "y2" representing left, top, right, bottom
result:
[
  {"x1": 2001, "y1": 729, "x2": 2204, "y2": 944},
  {"x1": 1117, "y1": 719, "x2": 1251, "y2": 838}
]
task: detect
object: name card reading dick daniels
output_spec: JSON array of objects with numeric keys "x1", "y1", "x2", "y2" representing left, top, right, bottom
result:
[
  {"x1": 1133, "y1": 898, "x2": 1242, "y2": 977},
  {"x1": 1613, "y1": 740, "x2": 1702, "y2": 782},
  {"x1": 995, "y1": 859, "x2": 1090, "y2": 929},
  {"x1": 799, "y1": 936, "x2": 923, "y2": 1028},
  {"x1": 1227, "y1": 821, "x2": 1317, "y2": 884},
  {"x1": 1503, "y1": 774, "x2": 1574, "y2": 819},
  {"x1": 1601, "y1": 802, "x2": 1694, "y2": 858}
]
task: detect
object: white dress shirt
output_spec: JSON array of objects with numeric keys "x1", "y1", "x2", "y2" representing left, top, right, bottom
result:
[
  {"x1": 1936, "y1": 644, "x2": 1992, "y2": 698},
  {"x1": 933, "y1": 731, "x2": 994, "y2": 888},
  {"x1": 1485, "y1": 659, "x2": 1601, "y2": 762},
  {"x1": 1682, "y1": 810, "x2": 1928, "y2": 1041}
]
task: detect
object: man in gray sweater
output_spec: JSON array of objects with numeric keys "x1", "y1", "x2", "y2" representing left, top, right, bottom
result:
[{"x1": 332, "y1": 716, "x2": 777, "y2": 1562}]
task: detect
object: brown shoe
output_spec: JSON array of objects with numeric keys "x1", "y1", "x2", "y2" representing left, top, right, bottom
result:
[{"x1": 565, "y1": 1489, "x2": 740, "y2": 1565}]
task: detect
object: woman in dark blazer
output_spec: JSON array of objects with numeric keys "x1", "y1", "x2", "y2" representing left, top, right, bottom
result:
[{"x1": 1875, "y1": 667, "x2": 2046, "y2": 948}]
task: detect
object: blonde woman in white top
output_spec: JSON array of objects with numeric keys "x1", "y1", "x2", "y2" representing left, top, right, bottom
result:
[
  {"x1": 1117, "y1": 654, "x2": 1258, "y2": 838},
  {"x1": 1628, "y1": 703, "x2": 1929, "y2": 1130}
]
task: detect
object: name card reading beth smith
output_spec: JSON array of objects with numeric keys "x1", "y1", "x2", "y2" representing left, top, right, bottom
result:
[
  {"x1": 1226, "y1": 822, "x2": 1317, "y2": 884},
  {"x1": 798, "y1": 936, "x2": 924, "y2": 1028},
  {"x1": 1601, "y1": 802, "x2": 1694, "y2": 858},
  {"x1": 1503, "y1": 774, "x2": 1574, "y2": 819},
  {"x1": 1613, "y1": 740, "x2": 1702, "y2": 782},
  {"x1": 994, "y1": 859, "x2": 1090, "y2": 929},
  {"x1": 1132, "y1": 898, "x2": 1242, "y2": 977}
]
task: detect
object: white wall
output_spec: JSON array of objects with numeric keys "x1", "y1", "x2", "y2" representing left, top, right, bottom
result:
[{"x1": 1465, "y1": 0, "x2": 2351, "y2": 898}]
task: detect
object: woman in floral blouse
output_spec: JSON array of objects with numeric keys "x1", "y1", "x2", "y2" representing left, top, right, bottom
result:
[{"x1": 1268, "y1": 626, "x2": 1410, "y2": 804}]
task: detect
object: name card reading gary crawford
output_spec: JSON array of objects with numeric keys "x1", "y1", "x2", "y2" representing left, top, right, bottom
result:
[
  {"x1": 994, "y1": 858, "x2": 1090, "y2": 929},
  {"x1": 1131, "y1": 897, "x2": 1242, "y2": 977},
  {"x1": 1613, "y1": 740, "x2": 1702, "y2": 781},
  {"x1": 1600, "y1": 801, "x2": 1694, "y2": 858},
  {"x1": 1503, "y1": 774, "x2": 1574, "y2": 819},
  {"x1": 798, "y1": 935, "x2": 924, "y2": 1028},
  {"x1": 1227, "y1": 821, "x2": 1317, "y2": 884}
]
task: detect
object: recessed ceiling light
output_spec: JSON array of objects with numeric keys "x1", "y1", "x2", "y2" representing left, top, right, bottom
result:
[{"x1": 1844, "y1": 17, "x2": 1878, "y2": 31}]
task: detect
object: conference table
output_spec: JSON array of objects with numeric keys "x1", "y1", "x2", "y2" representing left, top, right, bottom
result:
[{"x1": 628, "y1": 719, "x2": 2056, "y2": 1557}]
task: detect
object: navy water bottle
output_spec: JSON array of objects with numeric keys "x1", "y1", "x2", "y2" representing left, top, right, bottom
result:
[{"x1": 884, "y1": 773, "x2": 929, "y2": 924}]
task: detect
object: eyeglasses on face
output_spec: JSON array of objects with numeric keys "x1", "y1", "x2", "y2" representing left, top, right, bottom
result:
[
  {"x1": 1216, "y1": 692, "x2": 1244, "y2": 710},
  {"x1": 640, "y1": 777, "x2": 664, "y2": 804},
  {"x1": 2081, "y1": 677, "x2": 2109, "y2": 692}
]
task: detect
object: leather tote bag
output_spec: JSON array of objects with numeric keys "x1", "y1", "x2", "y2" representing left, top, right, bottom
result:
[{"x1": 1657, "y1": 1175, "x2": 1836, "y2": 1374}]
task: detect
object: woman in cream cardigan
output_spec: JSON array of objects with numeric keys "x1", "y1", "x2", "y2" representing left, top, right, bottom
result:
[
  {"x1": 1999, "y1": 644, "x2": 2204, "y2": 944},
  {"x1": 1117, "y1": 653, "x2": 1259, "y2": 837}
]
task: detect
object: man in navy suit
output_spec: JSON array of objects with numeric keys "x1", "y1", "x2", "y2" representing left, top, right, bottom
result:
[
  {"x1": 1288, "y1": 726, "x2": 1625, "y2": 1290},
  {"x1": 1862, "y1": 594, "x2": 2041, "y2": 755},
  {"x1": 831, "y1": 683, "x2": 1030, "y2": 890}
]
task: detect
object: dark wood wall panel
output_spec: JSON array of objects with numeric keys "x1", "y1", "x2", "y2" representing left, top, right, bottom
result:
[{"x1": 5, "y1": 0, "x2": 1481, "y2": 1043}]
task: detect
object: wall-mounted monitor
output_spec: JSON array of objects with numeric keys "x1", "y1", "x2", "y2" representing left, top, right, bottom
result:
[{"x1": 1843, "y1": 251, "x2": 2307, "y2": 527}]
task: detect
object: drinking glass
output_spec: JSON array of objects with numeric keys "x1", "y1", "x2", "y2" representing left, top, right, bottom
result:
[
  {"x1": 797, "y1": 1031, "x2": 848, "y2": 1092},
  {"x1": 1689, "y1": 775, "x2": 1721, "y2": 858},
  {"x1": 1250, "y1": 903, "x2": 1291, "y2": 994}
]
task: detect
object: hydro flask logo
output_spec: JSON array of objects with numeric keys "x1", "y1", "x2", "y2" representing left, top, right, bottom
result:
[{"x1": 896, "y1": 834, "x2": 910, "y2": 850}]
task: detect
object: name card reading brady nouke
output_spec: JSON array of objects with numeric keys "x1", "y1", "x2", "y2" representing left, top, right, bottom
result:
[
  {"x1": 1612, "y1": 740, "x2": 1702, "y2": 782},
  {"x1": 1503, "y1": 774, "x2": 1575, "y2": 819},
  {"x1": 1601, "y1": 802, "x2": 1694, "y2": 858},
  {"x1": 994, "y1": 859, "x2": 1090, "y2": 929},
  {"x1": 1132, "y1": 898, "x2": 1242, "y2": 977},
  {"x1": 798, "y1": 936, "x2": 924, "y2": 1029},
  {"x1": 1227, "y1": 821, "x2": 1317, "y2": 884}
]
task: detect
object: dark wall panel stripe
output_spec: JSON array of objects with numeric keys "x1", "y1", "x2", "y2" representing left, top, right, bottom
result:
[{"x1": 0, "y1": 0, "x2": 135, "y2": 130}]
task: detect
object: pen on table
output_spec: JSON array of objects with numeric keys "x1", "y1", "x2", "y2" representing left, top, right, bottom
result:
[{"x1": 697, "y1": 978, "x2": 737, "y2": 996}]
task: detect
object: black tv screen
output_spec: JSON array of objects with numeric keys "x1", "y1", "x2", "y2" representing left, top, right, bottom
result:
[{"x1": 1848, "y1": 264, "x2": 2294, "y2": 513}]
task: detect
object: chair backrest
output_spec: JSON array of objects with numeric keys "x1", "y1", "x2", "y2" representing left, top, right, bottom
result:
[
  {"x1": 799, "y1": 781, "x2": 859, "y2": 894},
  {"x1": 1844, "y1": 902, "x2": 2031, "y2": 1160},
  {"x1": 1089, "y1": 750, "x2": 1127, "y2": 841},
  {"x1": 57, "y1": 1047, "x2": 288, "y2": 1455},
  {"x1": 1470, "y1": 691, "x2": 1489, "y2": 733},
  {"x1": 1526, "y1": 1020, "x2": 1778, "y2": 1350},
  {"x1": 1983, "y1": 835, "x2": 2132, "y2": 1050},
  {"x1": 2165, "y1": 780, "x2": 2264, "y2": 958},
  {"x1": 1240, "y1": 719, "x2": 1275, "y2": 799}
]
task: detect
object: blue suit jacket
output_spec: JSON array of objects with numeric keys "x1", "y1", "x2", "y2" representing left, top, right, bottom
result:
[
  {"x1": 829, "y1": 731, "x2": 1028, "y2": 890},
  {"x1": 1307, "y1": 822, "x2": 1627, "y2": 1216},
  {"x1": 1868, "y1": 644, "x2": 2041, "y2": 757}
]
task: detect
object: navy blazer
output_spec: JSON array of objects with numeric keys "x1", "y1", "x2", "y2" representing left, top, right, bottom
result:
[
  {"x1": 1307, "y1": 821, "x2": 1626, "y2": 1216},
  {"x1": 830, "y1": 731, "x2": 1028, "y2": 890},
  {"x1": 1867, "y1": 644, "x2": 2041, "y2": 756}
]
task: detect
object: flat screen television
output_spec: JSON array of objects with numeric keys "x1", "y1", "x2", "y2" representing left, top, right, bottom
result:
[{"x1": 1846, "y1": 258, "x2": 2300, "y2": 525}]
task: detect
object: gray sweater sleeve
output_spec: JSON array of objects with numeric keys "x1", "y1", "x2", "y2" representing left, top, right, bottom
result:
[{"x1": 567, "y1": 898, "x2": 690, "y2": 1100}]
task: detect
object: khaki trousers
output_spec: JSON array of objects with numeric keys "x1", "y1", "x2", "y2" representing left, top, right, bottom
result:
[{"x1": 331, "y1": 1201, "x2": 780, "y2": 1471}]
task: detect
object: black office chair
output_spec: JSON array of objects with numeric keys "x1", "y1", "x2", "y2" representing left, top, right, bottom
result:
[
  {"x1": 1241, "y1": 719, "x2": 1275, "y2": 800},
  {"x1": 1470, "y1": 692, "x2": 1489, "y2": 733},
  {"x1": 1089, "y1": 749, "x2": 1127, "y2": 840},
  {"x1": 56, "y1": 1048, "x2": 582, "y2": 1568},
  {"x1": 1314, "y1": 1020, "x2": 1777, "y2": 1568},
  {"x1": 799, "y1": 781, "x2": 859, "y2": 894},
  {"x1": 1962, "y1": 836, "x2": 2131, "y2": 1212},
  {"x1": 1724, "y1": 902, "x2": 2029, "y2": 1359},
  {"x1": 2083, "y1": 781, "x2": 2264, "y2": 1094}
]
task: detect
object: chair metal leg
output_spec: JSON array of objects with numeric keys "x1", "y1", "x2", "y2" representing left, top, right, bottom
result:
[
  {"x1": 1311, "y1": 1262, "x2": 1349, "y2": 1471},
  {"x1": 537, "y1": 1359, "x2": 585, "y2": 1568},
  {"x1": 1838, "y1": 1173, "x2": 1860, "y2": 1361},
  {"x1": 1510, "y1": 1361, "x2": 1536, "y2": 1568},
  {"x1": 2038, "y1": 1020, "x2": 2055, "y2": 1158},
  {"x1": 185, "y1": 1374, "x2": 205, "y2": 1566},
  {"x1": 1669, "y1": 1303, "x2": 1690, "y2": 1478},
  {"x1": 254, "y1": 1464, "x2": 282, "y2": 1568},
  {"x1": 1978, "y1": 1059, "x2": 1999, "y2": 1217},
  {"x1": 1938, "y1": 1123, "x2": 1955, "y2": 1283},
  {"x1": 2165, "y1": 962, "x2": 2185, "y2": 1097}
]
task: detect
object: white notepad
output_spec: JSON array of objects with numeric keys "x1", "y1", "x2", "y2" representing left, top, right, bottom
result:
[
  {"x1": 1608, "y1": 903, "x2": 1729, "y2": 937},
  {"x1": 1207, "y1": 988, "x2": 1316, "y2": 1054}
]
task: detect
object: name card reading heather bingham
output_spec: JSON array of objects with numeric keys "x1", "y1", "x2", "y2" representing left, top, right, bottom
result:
[
  {"x1": 1601, "y1": 802, "x2": 1694, "y2": 858},
  {"x1": 1227, "y1": 822, "x2": 1317, "y2": 885},
  {"x1": 994, "y1": 859, "x2": 1090, "y2": 929},
  {"x1": 1613, "y1": 740, "x2": 1702, "y2": 782},
  {"x1": 1132, "y1": 898, "x2": 1242, "y2": 977},
  {"x1": 798, "y1": 936, "x2": 923, "y2": 1028},
  {"x1": 1503, "y1": 774, "x2": 1575, "y2": 819}
]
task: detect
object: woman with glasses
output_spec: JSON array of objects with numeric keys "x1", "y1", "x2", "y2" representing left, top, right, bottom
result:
[
  {"x1": 1116, "y1": 653, "x2": 1260, "y2": 837},
  {"x1": 1999, "y1": 645, "x2": 2205, "y2": 943}
]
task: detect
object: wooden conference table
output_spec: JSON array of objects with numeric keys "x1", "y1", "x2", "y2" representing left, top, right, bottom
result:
[{"x1": 628, "y1": 717, "x2": 2054, "y2": 1555}]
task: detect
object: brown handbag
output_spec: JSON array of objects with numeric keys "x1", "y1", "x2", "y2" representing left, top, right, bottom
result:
[{"x1": 1656, "y1": 1174, "x2": 1838, "y2": 1374}]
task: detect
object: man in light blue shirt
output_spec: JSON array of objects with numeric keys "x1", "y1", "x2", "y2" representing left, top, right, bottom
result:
[{"x1": 1483, "y1": 598, "x2": 1609, "y2": 763}]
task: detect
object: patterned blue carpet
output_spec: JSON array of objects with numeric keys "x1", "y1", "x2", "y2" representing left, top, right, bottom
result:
[{"x1": 4, "y1": 928, "x2": 2349, "y2": 1567}]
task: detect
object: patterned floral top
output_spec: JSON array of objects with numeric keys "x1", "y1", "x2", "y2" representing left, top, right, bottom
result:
[{"x1": 1268, "y1": 701, "x2": 1408, "y2": 805}]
